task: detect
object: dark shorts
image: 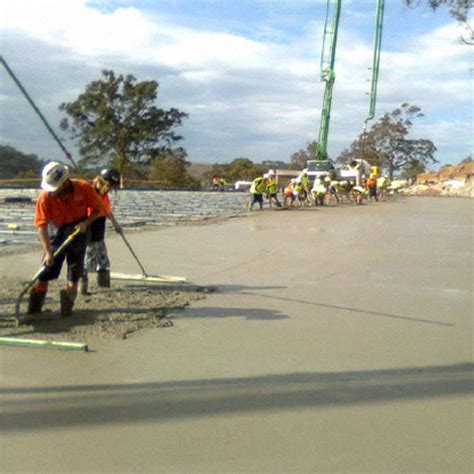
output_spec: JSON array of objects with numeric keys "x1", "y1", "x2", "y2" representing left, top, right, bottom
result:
[
  {"x1": 39, "y1": 223, "x2": 88, "y2": 283},
  {"x1": 89, "y1": 216, "x2": 106, "y2": 242},
  {"x1": 252, "y1": 194, "x2": 263, "y2": 203}
]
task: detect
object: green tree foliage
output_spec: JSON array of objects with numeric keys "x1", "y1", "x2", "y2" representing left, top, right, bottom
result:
[
  {"x1": 288, "y1": 141, "x2": 318, "y2": 170},
  {"x1": 337, "y1": 103, "x2": 438, "y2": 180},
  {"x1": 204, "y1": 158, "x2": 266, "y2": 184},
  {"x1": 0, "y1": 145, "x2": 44, "y2": 179},
  {"x1": 149, "y1": 148, "x2": 201, "y2": 190},
  {"x1": 403, "y1": 0, "x2": 473, "y2": 44},
  {"x1": 401, "y1": 160, "x2": 426, "y2": 181},
  {"x1": 59, "y1": 70, "x2": 188, "y2": 184}
]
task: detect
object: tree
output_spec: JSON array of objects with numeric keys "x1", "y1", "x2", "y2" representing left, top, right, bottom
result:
[
  {"x1": 370, "y1": 104, "x2": 437, "y2": 179},
  {"x1": 0, "y1": 145, "x2": 44, "y2": 179},
  {"x1": 261, "y1": 160, "x2": 288, "y2": 170},
  {"x1": 336, "y1": 135, "x2": 379, "y2": 168},
  {"x1": 401, "y1": 159, "x2": 426, "y2": 181},
  {"x1": 403, "y1": 0, "x2": 473, "y2": 44},
  {"x1": 288, "y1": 141, "x2": 318, "y2": 170},
  {"x1": 59, "y1": 70, "x2": 188, "y2": 185},
  {"x1": 337, "y1": 103, "x2": 438, "y2": 179},
  {"x1": 149, "y1": 148, "x2": 201, "y2": 190},
  {"x1": 204, "y1": 158, "x2": 265, "y2": 184}
]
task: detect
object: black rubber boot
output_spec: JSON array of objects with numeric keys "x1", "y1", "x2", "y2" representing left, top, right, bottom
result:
[
  {"x1": 97, "y1": 270, "x2": 110, "y2": 288},
  {"x1": 60, "y1": 290, "x2": 76, "y2": 318},
  {"x1": 27, "y1": 289, "x2": 46, "y2": 314},
  {"x1": 79, "y1": 277, "x2": 89, "y2": 295}
]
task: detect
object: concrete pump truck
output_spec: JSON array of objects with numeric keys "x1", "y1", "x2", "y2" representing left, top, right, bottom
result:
[
  {"x1": 307, "y1": 0, "x2": 385, "y2": 185},
  {"x1": 306, "y1": 0, "x2": 341, "y2": 181}
]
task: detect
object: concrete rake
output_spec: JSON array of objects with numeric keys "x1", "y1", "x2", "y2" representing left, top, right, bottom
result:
[{"x1": 112, "y1": 231, "x2": 186, "y2": 284}]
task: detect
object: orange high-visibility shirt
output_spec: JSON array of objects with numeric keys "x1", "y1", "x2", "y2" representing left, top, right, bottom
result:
[
  {"x1": 93, "y1": 192, "x2": 112, "y2": 217},
  {"x1": 34, "y1": 179, "x2": 105, "y2": 228}
]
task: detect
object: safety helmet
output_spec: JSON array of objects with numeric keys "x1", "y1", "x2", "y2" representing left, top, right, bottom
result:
[
  {"x1": 263, "y1": 173, "x2": 269, "y2": 179},
  {"x1": 267, "y1": 169, "x2": 275, "y2": 176},
  {"x1": 41, "y1": 162, "x2": 69, "y2": 192},
  {"x1": 302, "y1": 168, "x2": 308, "y2": 174},
  {"x1": 100, "y1": 168, "x2": 120, "y2": 186}
]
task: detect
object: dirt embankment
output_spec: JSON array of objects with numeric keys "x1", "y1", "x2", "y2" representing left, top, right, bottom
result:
[
  {"x1": 0, "y1": 277, "x2": 210, "y2": 343},
  {"x1": 408, "y1": 160, "x2": 474, "y2": 197}
]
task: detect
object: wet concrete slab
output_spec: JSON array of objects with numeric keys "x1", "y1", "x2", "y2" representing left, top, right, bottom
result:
[{"x1": 0, "y1": 196, "x2": 472, "y2": 472}]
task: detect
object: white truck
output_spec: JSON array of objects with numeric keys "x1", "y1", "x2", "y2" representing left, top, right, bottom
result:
[
  {"x1": 305, "y1": 159, "x2": 335, "y2": 180},
  {"x1": 338, "y1": 159, "x2": 372, "y2": 185}
]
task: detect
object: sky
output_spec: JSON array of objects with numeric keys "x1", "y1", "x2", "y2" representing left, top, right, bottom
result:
[{"x1": 0, "y1": 0, "x2": 472, "y2": 170}]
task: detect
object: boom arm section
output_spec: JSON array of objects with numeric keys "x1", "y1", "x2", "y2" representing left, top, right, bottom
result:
[
  {"x1": 365, "y1": 0, "x2": 385, "y2": 127},
  {"x1": 316, "y1": 0, "x2": 342, "y2": 161}
]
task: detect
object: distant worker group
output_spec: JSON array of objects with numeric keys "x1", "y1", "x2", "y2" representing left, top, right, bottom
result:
[{"x1": 248, "y1": 166, "x2": 391, "y2": 210}]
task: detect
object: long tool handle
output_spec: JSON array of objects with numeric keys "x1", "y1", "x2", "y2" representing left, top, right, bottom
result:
[
  {"x1": 14, "y1": 228, "x2": 82, "y2": 325},
  {"x1": 119, "y1": 232, "x2": 148, "y2": 276},
  {"x1": 0, "y1": 55, "x2": 78, "y2": 170}
]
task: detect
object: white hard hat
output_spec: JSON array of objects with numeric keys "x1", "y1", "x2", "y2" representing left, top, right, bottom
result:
[
  {"x1": 302, "y1": 168, "x2": 308, "y2": 174},
  {"x1": 296, "y1": 177, "x2": 302, "y2": 183},
  {"x1": 263, "y1": 173, "x2": 269, "y2": 179},
  {"x1": 41, "y1": 162, "x2": 69, "y2": 192},
  {"x1": 267, "y1": 169, "x2": 275, "y2": 176}
]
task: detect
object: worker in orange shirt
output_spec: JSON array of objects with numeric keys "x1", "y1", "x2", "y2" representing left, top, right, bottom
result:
[
  {"x1": 367, "y1": 173, "x2": 379, "y2": 202},
  {"x1": 29, "y1": 162, "x2": 104, "y2": 317},
  {"x1": 80, "y1": 169, "x2": 122, "y2": 294}
]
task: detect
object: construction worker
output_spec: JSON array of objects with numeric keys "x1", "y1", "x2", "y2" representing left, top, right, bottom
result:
[
  {"x1": 283, "y1": 179, "x2": 296, "y2": 208},
  {"x1": 294, "y1": 177, "x2": 308, "y2": 206},
  {"x1": 265, "y1": 170, "x2": 282, "y2": 208},
  {"x1": 211, "y1": 176, "x2": 219, "y2": 191},
  {"x1": 249, "y1": 175, "x2": 268, "y2": 210},
  {"x1": 351, "y1": 184, "x2": 366, "y2": 205},
  {"x1": 311, "y1": 177, "x2": 327, "y2": 206},
  {"x1": 29, "y1": 162, "x2": 104, "y2": 317},
  {"x1": 80, "y1": 168, "x2": 122, "y2": 295},
  {"x1": 326, "y1": 177, "x2": 340, "y2": 204},
  {"x1": 377, "y1": 175, "x2": 390, "y2": 200},
  {"x1": 367, "y1": 172, "x2": 379, "y2": 201},
  {"x1": 298, "y1": 168, "x2": 311, "y2": 201},
  {"x1": 219, "y1": 177, "x2": 226, "y2": 192}
]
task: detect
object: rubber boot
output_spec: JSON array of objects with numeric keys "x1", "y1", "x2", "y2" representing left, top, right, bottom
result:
[
  {"x1": 60, "y1": 290, "x2": 76, "y2": 318},
  {"x1": 79, "y1": 276, "x2": 89, "y2": 295},
  {"x1": 27, "y1": 288, "x2": 46, "y2": 314},
  {"x1": 97, "y1": 270, "x2": 110, "y2": 288}
]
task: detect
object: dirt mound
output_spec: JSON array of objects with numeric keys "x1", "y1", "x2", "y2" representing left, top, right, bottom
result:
[
  {"x1": 0, "y1": 278, "x2": 206, "y2": 343},
  {"x1": 409, "y1": 160, "x2": 474, "y2": 198}
]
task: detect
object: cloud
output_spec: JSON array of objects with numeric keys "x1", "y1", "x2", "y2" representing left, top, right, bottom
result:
[{"x1": 0, "y1": 0, "x2": 471, "y2": 166}]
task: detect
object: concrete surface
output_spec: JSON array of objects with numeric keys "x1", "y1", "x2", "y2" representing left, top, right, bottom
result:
[{"x1": 1, "y1": 197, "x2": 473, "y2": 473}]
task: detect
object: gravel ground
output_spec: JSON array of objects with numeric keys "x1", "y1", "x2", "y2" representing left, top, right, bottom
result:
[{"x1": 0, "y1": 277, "x2": 208, "y2": 343}]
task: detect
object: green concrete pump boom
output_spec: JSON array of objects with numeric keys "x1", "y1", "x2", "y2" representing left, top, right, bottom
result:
[
  {"x1": 364, "y1": 0, "x2": 385, "y2": 130},
  {"x1": 316, "y1": 0, "x2": 342, "y2": 161}
]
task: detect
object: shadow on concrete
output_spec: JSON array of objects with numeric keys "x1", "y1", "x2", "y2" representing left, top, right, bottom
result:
[
  {"x1": 1, "y1": 363, "x2": 472, "y2": 433},
  {"x1": 175, "y1": 306, "x2": 287, "y2": 321},
  {"x1": 214, "y1": 286, "x2": 453, "y2": 327}
]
